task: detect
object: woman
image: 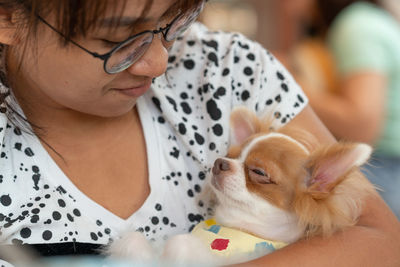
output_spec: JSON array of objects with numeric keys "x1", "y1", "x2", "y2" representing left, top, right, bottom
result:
[{"x1": 0, "y1": 0, "x2": 398, "y2": 266}]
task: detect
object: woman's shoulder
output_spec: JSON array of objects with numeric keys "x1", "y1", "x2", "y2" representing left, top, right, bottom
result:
[
  {"x1": 170, "y1": 22, "x2": 271, "y2": 65},
  {"x1": 164, "y1": 22, "x2": 301, "y2": 105},
  {"x1": 154, "y1": 22, "x2": 307, "y2": 125}
]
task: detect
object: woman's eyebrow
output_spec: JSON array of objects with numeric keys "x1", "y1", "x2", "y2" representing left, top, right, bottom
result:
[
  {"x1": 98, "y1": 16, "x2": 153, "y2": 28},
  {"x1": 97, "y1": 4, "x2": 181, "y2": 29}
]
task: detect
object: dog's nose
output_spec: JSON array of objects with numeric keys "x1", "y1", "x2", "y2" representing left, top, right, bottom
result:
[{"x1": 212, "y1": 158, "x2": 231, "y2": 175}]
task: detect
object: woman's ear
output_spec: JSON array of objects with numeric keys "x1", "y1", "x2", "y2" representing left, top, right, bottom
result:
[{"x1": 0, "y1": 8, "x2": 20, "y2": 45}]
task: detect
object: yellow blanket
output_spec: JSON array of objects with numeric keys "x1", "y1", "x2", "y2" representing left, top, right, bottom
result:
[{"x1": 191, "y1": 218, "x2": 287, "y2": 258}]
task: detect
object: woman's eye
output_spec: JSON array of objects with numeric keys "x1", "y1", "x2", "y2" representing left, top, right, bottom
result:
[{"x1": 100, "y1": 39, "x2": 120, "y2": 48}]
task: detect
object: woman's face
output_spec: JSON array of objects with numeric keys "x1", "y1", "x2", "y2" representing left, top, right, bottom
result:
[{"x1": 8, "y1": 0, "x2": 176, "y2": 118}]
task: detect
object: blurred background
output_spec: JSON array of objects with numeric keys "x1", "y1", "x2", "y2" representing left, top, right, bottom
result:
[
  {"x1": 200, "y1": 0, "x2": 314, "y2": 54},
  {"x1": 200, "y1": 0, "x2": 400, "y2": 53}
]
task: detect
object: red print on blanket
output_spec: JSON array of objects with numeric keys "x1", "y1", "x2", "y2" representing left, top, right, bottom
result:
[{"x1": 211, "y1": 238, "x2": 230, "y2": 251}]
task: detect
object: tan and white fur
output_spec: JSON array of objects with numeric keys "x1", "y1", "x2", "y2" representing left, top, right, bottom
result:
[
  {"x1": 212, "y1": 106, "x2": 376, "y2": 245},
  {"x1": 107, "y1": 106, "x2": 377, "y2": 265}
]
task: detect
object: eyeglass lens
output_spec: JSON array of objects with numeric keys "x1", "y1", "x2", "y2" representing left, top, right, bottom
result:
[
  {"x1": 106, "y1": 33, "x2": 153, "y2": 74},
  {"x1": 105, "y1": 2, "x2": 204, "y2": 74},
  {"x1": 165, "y1": 5, "x2": 203, "y2": 42}
]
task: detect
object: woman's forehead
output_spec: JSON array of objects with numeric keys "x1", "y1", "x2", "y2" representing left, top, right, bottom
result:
[
  {"x1": 106, "y1": 0, "x2": 177, "y2": 18},
  {"x1": 96, "y1": 0, "x2": 178, "y2": 29},
  {"x1": 22, "y1": 0, "x2": 201, "y2": 42}
]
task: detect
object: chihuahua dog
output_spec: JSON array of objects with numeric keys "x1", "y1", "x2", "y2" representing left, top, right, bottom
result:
[{"x1": 107, "y1": 107, "x2": 377, "y2": 265}]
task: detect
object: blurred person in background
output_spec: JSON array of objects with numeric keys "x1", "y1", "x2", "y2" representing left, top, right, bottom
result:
[{"x1": 296, "y1": 0, "x2": 400, "y2": 219}]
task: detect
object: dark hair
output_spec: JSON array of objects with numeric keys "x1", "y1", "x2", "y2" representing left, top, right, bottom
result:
[
  {"x1": 0, "y1": 0, "x2": 203, "y2": 141},
  {"x1": 316, "y1": 0, "x2": 380, "y2": 29},
  {"x1": 0, "y1": 0, "x2": 203, "y2": 44}
]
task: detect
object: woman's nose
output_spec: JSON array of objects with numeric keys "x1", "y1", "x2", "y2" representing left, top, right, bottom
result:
[{"x1": 125, "y1": 35, "x2": 169, "y2": 78}]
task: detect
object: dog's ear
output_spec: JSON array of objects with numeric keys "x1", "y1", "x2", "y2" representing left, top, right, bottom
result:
[
  {"x1": 306, "y1": 143, "x2": 372, "y2": 199},
  {"x1": 229, "y1": 106, "x2": 260, "y2": 146}
]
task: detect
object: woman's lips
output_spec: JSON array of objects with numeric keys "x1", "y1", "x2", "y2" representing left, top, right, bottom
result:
[{"x1": 113, "y1": 81, "x2": 152, "y2": 97}]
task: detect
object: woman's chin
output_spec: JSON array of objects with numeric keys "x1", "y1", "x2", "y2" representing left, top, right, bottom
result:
[{"x1": 77, "y1": 102, "x2": 138, "y2": 119}]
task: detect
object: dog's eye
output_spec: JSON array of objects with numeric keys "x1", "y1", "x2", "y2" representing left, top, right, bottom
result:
[
  {"x1": 252, "y1": 169, "x2": 266, "y2": 176},
  {"x1": 249, "y1": 168, "x2": 273, "y2": 184}
]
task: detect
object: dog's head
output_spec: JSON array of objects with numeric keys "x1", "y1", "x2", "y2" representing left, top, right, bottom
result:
[{"x1": 210, "y1": 107, "x2": 375, "y2": 243}]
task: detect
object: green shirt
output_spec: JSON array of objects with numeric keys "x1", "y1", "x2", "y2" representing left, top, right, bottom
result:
[{"x1": 328, "y1": 2, "x2": 400, "y2": 156}]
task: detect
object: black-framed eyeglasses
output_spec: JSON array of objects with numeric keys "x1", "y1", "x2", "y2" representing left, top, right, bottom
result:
[{"x1": 37, "y1": 1, "x2": 204, "y2": 74}]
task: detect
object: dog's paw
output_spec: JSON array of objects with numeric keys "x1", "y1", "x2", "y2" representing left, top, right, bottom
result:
[
  {"x1": 106, "y1": 231, "x2": 155, "y2": 262},
  {"x1": 161, "y1": 234, "x2": 219, "y2": 266}
]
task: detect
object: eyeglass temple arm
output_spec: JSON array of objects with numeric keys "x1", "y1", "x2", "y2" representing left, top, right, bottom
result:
[{"x1": 36, "y1": 15, "x2": 108, "y2": 60}]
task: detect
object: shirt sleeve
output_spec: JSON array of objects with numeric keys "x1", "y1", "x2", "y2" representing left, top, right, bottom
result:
[
  {"x1": 223, "y1": 31, "x2": 309, "y2": 129},
  {"x1": 328, "y1": 6, "x2": 390, "y2": 75}
]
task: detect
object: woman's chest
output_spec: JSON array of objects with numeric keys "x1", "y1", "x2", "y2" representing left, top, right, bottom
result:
[
  {"x1": 0, "y1": 102, "x2": 218, "y2": 245},
  {"x1": 0, "y1": 145, "x2": 208, "y2": 245},
  {"x1": 64, "y1": 151, "x2": 150, "y2": 220}
]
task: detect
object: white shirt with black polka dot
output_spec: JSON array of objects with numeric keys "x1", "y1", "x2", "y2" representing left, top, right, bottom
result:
[{"x1": 0, "y1": 23, "x2": 308, "y2": 254}]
